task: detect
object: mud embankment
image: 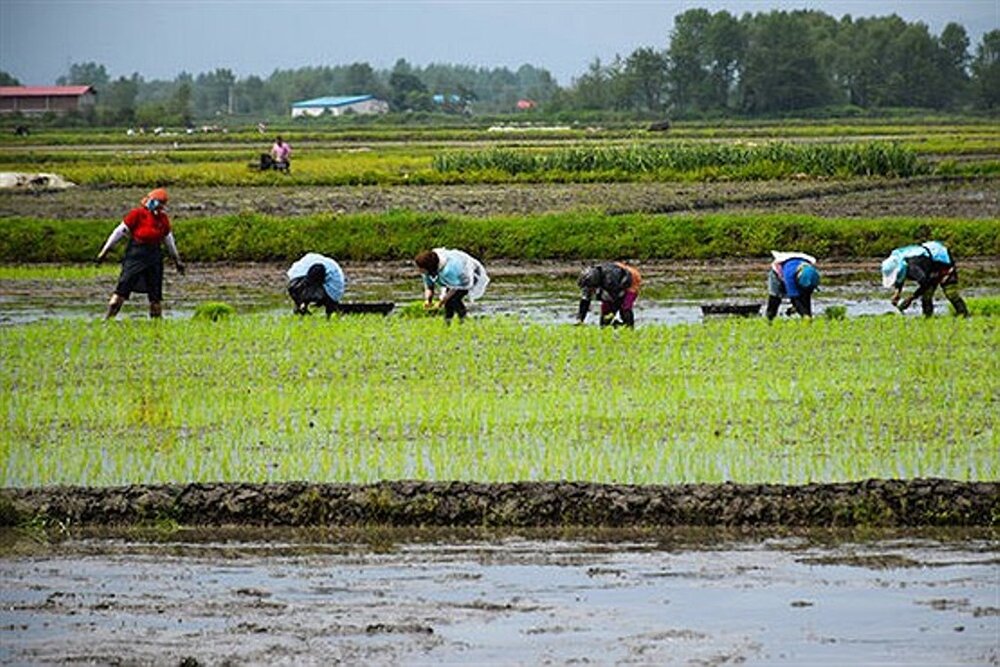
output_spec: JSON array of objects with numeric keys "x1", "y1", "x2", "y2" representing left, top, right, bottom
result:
[{"x1": 2, "y1": 479, "x2": 996, "y2": 528}]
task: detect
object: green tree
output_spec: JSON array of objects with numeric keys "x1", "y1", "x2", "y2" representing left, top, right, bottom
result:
[
  {"x1": 970, "y1": 29, "x2": 1000, "y2": 109},
  {"x1": 0, "y1": 71, "x2": 20, "y2": 86},
  {"x1": 623, "y1": 47, "x2": 668, "y2": 112},
  {"x1": 169, "y1": 82, "x2": 193, "y2": 125},
  {"x1": 57, "y1": 62, "x2": 109, "y2": 87},
  {"x1": 569, "y1": 58, "x2": 616, "y2": 110},
  {"x1": 343, "y1": 62, "x2": 382, "y2": 96},
  {"x1": 99, "y1": 74, "x2": 141, "y2": 124},
  {"x1": 667, "y1": 9, "x2": 744, "y2": 114},
  {"x1": 389, "y1": 59, "x2": 429, "y2": 111},
  {"x1": 194, "y1": 68, "x2": 236, "y2": 117},
  {"x1": 939, "y1": 22, "x2": 971, "y2": 107},
  {"x1": 739, "y1": 11, "x2": 834, "y2": 113}
]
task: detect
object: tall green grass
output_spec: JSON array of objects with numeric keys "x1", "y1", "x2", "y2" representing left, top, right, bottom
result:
[
  {"x1": 433, "y1": 142, "x2": 929, "y2": 178},
  {"x1": 1, "y1": 316, "x2": 995, "y2": 487},
  {"x1": 2, "y1": 212, "x2": 997, "y2": 263}
]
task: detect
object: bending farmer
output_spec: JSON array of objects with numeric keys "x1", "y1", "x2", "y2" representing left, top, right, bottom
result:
[
  {"x1": 414, "y1": 248, "x2": 490, "y2": 323},
  {"x1": 767, "y1": 251, "x2": 820, "y2": 320},
  {"x1": 576, "y1": 261, "x2": 642, "y2": 328},
  {"x1": 881, "y1": 241, "x2": 969, "y2": 317},
  {"x1": 286, "y1": 253, "x2": 346, "y2": 317},
  {"x1": 96, "y1": 188, "x2": 185, "y2": 319}
]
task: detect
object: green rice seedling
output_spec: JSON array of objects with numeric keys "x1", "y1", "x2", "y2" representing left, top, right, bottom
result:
[
  {"x1": 823, "y1": 306, "x2": 848, "y2": 320},
  {"x1": 954, "y1": 296, "x2": 1000, "y2": 317},
  {"x1": 1, "y1": 315, "x2": 996, "y2": 488},
  {"x1": 193, "y1": 302, "x2": 236, "y2": 321}
]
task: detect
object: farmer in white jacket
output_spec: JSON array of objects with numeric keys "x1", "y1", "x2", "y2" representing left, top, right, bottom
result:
[{"x1": 414, "y1": 248, "x2": 489, "y2": 323}]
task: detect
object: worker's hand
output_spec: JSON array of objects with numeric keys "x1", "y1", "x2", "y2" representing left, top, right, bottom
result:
[
  {"x1": 423, "y1": 300, "x2": 437, "y2": 310},
  {"x1": 175, "y1": 261, "x2": 186, "y2": 276},
  {"x1": 890, "y1": 292, "x2": 900, "y2": 307}
]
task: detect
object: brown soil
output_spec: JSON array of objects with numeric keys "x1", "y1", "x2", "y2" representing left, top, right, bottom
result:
[
  {"x1": 1, "y1": 176, "x2": 998, "y2": 220},
  {"x1": 3, "y1": 479, "x2": 996, "y2": 528}
]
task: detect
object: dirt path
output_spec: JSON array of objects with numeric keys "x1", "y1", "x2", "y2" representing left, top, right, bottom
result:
[{"x1": 1, "y1": 176, "x2": 998, "y2": 220}]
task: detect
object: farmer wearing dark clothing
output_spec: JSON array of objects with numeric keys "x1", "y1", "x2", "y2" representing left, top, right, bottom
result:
[
  {"x1": 96, "y1": 188, "x2": 185, "y2": 319},
  {"x1": 766, "y1": 251, "x2": 820, "y2": 320},
  {"x1": 881, "y1": 241, "x2": 969, "y2": 317},
  {"x1": 576, "y1": 262, "x2": 642, "y2": 328},
  {"x1": 286, "y1": 253, "x2": 346, "y2": 317}
]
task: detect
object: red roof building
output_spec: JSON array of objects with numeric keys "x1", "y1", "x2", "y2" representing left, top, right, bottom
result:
[{"x1": 0, "y1": 86, "x2": 97, "y2": 115}]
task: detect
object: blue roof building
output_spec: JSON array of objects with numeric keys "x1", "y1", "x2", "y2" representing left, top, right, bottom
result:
[{"x1": 291, "y1": 94, "x2": 388, "y2": 117}]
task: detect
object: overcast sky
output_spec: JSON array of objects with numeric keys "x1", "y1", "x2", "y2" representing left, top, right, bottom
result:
[{"x1": 1, "y1": 0, "x2": 997, "y2": 86}]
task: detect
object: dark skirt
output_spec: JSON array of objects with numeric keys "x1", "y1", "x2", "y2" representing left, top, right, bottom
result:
[{"x1": 115, "y1": 241, "x2": 164, "y2": 302}]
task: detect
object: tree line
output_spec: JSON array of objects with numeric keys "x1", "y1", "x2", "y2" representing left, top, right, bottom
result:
[{"x1": 2, "y1": 9, "x2": 997, "y2": 125}]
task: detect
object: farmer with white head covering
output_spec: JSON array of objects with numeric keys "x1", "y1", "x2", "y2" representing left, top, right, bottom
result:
[
  {"x1": 286, "y1": 252, "x2": 345, "y2": 317},
  {"x1": 414, "y1": 248, "x2": 490, "y2": 323},
  {"x1": 766, "y1": 251, "x2": 820, "y2": 320},
  {"x1": 881, "y1": 241, "x2": 969, "y2": 317}
]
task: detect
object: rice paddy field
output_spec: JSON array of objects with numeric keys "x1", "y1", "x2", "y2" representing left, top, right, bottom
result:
[
  {"x1": 1, "y1": 117, "x2": 998, "y2": 489},
  {"x1": 1, "y1": 313, "x2": 997, "y2": 487},
  {"x1": 1, "y1": 117, "x2": 998, "y2": 666}
]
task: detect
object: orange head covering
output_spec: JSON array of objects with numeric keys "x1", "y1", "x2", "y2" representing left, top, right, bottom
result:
[{"x1": 141, "y1": 188, "x2": 169, "y2": 207}]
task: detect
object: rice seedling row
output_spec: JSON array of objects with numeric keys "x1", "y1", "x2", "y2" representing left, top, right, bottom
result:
[{"x1": 2, "y1": 315, "x2": 995, "y2": 487}]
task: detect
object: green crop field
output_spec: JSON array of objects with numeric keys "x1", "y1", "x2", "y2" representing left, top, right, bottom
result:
[{"x1": 1, "y1": 315, "x2": 995, "y2": 487}]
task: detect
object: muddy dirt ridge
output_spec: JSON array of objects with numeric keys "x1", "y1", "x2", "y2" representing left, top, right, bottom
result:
[
  {"x1": 1, "y1": 176, "x2": 998, "y2": 220},
  {"x1": 3, "y1": 479, "x2": 996, "y2": 528}
]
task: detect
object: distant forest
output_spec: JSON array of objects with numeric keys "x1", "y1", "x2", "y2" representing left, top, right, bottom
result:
[{"x1": 3, "y1": 9, "x2": 998, "y2": 124}]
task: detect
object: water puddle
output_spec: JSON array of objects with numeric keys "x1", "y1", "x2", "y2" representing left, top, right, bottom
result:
[{"x1": 1, "y1": 527, "x2": 995, "y2": 665}]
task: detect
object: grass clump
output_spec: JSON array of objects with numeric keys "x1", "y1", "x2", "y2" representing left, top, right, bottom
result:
[
  {"x1": 955, "y1": 296, "x2": 1000, "y2": 317},
  {"x1": 193, "y1": 302, "x2": 236, "y2": 321}
]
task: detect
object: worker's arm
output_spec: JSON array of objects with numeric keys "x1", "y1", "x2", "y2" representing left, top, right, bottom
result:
[
  {"x1": 789, "y1": 295, "x2": 812, "y2": 318},
  {"x1": 96, "y1": 222, "x2": 129, "y2": 261},
  {"x1": 163, "y1": 232, "x2": 185, "y2": 274}
]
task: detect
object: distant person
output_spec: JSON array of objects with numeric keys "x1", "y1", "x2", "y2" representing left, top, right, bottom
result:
[
  {"x1": 766, "y1": 251, "x2": 820, "y2": 320},
  {"x1": 414, "y1": 248, "x2": 490, "y2": 323},
  {"x1": 576, "y1": 261, "x2": 642, "y2": 328},
  {"x1": 881, "y1": 241, "x2": 969, "y2": 317},
  {"x1": 270, "y1": 136, "x2": 291, "y2": 172},
  {"x1": 286, "y1": 253, "x2": 346, "y2": 317},
  {"x1": 95, "y1": 188, "x2": 185, "y2": 319}
]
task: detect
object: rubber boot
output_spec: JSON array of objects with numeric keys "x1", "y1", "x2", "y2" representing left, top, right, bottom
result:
[
  {"x1": 149, "y1": 302, "x2": 163, "y2": 319},
  {"x1": 943, "y1": 285, "x2": 970, "y2": 317},
  {"x1": 921, "y1": 293, "x2": 935, "y2": 318},
  {"x1": 105, "y1": 294, "x2": 124, "y2": 320}
]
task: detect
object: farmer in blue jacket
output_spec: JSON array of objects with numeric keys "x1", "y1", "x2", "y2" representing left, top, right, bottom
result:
[
  {"x1": 766, "y1": 251, "x2": 820, "y2": 320},
  {"x1": 881, "y1": 241, "x2": 969, "y2": 317},
  {"x1": 286, "y1": 253, "x2": 345, "y2": 317}
]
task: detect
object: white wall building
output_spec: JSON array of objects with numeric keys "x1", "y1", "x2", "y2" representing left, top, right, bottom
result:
[{"x1": 291, "y1": 95, "x2": 389, "y2": 118}]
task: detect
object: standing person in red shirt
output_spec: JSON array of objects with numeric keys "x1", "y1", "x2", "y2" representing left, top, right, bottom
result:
[{"x1": 96, "y1": 188, "x2": 185, "y2": 319}]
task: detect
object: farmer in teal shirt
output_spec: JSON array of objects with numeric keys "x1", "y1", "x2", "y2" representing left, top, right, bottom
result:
[
  {"x1": 881, "y1": 241, "x2": 969, "y2": 317},
  {"x1": 414, "y1": 248, "x2": 490, "y2": 323}
]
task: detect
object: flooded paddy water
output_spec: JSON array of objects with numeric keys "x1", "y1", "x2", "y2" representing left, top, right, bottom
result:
[
  {"x1": 3, "y1": 174, "x2": 998, "y2": 663},
  {"x1": 1, "y1": 527, "x2": 996, "y2": 666},
  {"x1": 2, "y1": 258, "x2": 998, "y2": 326}
]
